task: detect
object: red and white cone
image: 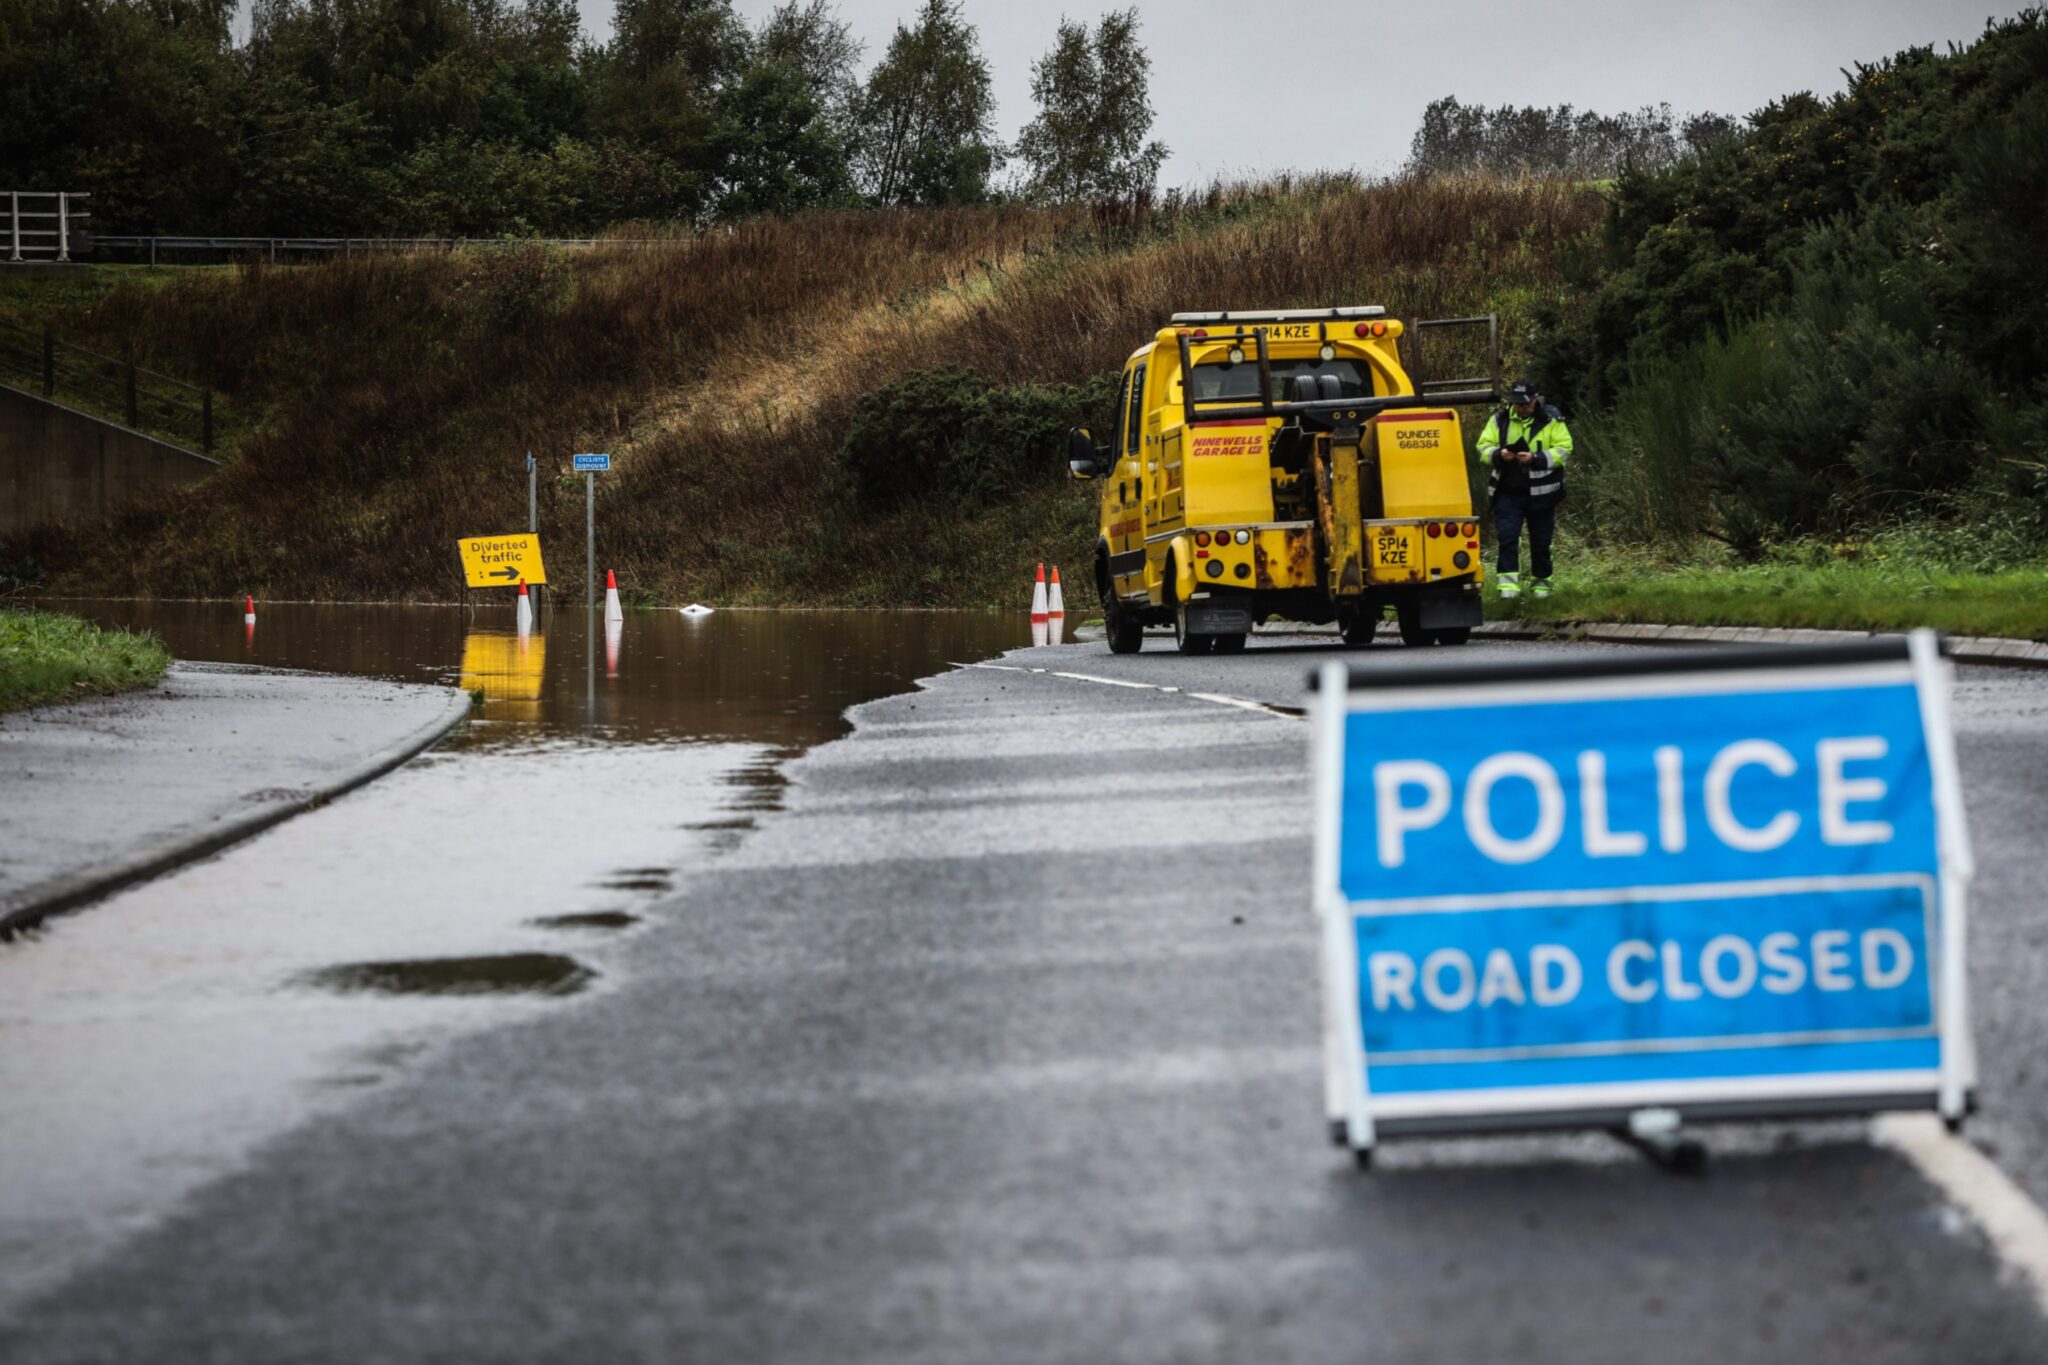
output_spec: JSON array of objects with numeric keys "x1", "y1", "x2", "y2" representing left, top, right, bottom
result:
[
  {"x1": 604, "y1": 568, "x2": 624, "y2": 625},
  {"x1": 1030, "y1": 563, "x2": 1049, "y2": 624},
  {"x1": 1048, "y1": 567, "x2": 1065, "y2": 621},
  {"x1": 516, "y1": 577, "x2": 533, "y2": 635},
  {"x1": 242, "y1": 595, "x2": 256, "y2": 626}
]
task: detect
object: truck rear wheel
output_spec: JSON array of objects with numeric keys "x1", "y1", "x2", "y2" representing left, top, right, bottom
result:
[
  {"x1": 1396, "y1": 597, "x2": 1431, "y2": 647},
  {"x1": 1340, "y1": 608, "x2": 1375, "y2": 648},
  {"x1": 1104, "y1": 594, "x2": 1143, "y2": 654},
  {"x1": 1213, "y1": 632, "x2": 1248, "y2": 655},
  {"x1": 1431, "y1": 627, "x2": 1472, "y2": 646},
  {"x1": 1174, "y1": 607, "x2": 1213, "y2": 655}
]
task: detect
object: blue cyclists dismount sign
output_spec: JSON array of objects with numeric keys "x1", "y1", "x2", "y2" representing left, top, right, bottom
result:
[
  {"x1": 573, "y1": 453, "x2": 611, "y2": 473},
  {"x1": 1310, "y1": 633, "x2": 1974, "y2": 1156}
]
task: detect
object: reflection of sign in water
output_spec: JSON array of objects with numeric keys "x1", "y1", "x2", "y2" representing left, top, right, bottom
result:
[
  {"x1": 460, "y1": 631, "x2": 545, "y2": 706},
  {"x1": 458, "y1": 534, "x2": 547, "y2": 587},
  {"x1": 1312, "y1": 635, "x2": 1973, "y2": 1157}
]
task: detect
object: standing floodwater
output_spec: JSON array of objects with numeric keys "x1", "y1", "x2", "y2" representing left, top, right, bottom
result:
[
  {"x1": 0, "y1": 601, "x2": 1043, "y2": 1314},
  {"x1": 36, "y1": 600, "x2": 1042, "y2": 746}
]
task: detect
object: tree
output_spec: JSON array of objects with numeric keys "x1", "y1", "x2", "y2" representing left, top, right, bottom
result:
[
  {"x1": 1015, "y1": 8, "x2": 1166, "y2": 201},
  {"x1": 851, "y1": 0, "x2": 1003, "y2": 207}
]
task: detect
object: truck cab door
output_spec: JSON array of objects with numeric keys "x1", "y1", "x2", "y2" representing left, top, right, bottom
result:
[{"x1": 1111, "y1": 363, "x2": 1148, "y2": 596}]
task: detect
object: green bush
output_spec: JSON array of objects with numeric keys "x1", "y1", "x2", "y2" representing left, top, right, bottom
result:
[
  {"x1": 1537, "y1": 12, "x2": 2048, "y2": 558},
  {"x1": 838, "y1": 367, "x2": 1116, "y2": 510}
]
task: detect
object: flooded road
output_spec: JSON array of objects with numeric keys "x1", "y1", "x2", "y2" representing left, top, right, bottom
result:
[
  {"x1": 41, "y1": 598, "x2": 1043, "y2": 746},
  {"x1": 0, "y1": 601, "x2": 1041, "y2": 1313}
]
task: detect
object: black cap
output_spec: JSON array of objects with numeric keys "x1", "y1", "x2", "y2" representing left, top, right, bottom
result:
[{"x1": 1506, "y1": 379, "x2": 1537, "y2": 403}]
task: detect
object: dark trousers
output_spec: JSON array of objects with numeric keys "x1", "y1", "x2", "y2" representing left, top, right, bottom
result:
[{"x1": 1493, "y1": 493, "x2": 1555, "y2": 579}]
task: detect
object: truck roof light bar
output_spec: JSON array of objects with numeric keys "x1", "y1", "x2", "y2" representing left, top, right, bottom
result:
[{"x1": 1167, "y1": 306, "x2": 1386, "y2": 324}]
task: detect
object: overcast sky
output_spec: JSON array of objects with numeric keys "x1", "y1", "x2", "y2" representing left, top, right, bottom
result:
[{"x1": 241, "y1": 1, "x2": 2022, "y2": 184}]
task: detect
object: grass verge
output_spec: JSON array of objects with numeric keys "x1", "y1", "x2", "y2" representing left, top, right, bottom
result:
[
  {"x1": 1491, "y1": 537, "x2": 2048, "y2": 641},
  {"x1": 0, "y1": 608, "x2": 172, "y2": 713}
]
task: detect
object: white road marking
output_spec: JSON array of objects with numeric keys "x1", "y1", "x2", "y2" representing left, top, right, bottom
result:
[
  {"x1": 958, "y1": 660, "x2": 1297, "y2": 718},
  {"x1": 1050, "y1": 670, "x2": 1163, "y2": 691},
  {"x1": 1875, "y1": 1114, "x2": 2048, "y2": 1314}
]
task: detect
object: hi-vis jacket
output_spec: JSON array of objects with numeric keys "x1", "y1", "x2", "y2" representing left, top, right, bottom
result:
[{"x1": 1476, "y1": 404, "x2": 1573, "y2": 509}]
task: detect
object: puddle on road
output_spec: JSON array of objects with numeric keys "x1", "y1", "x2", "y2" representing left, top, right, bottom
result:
[
  {"x1": 530, "y1": 911, "x2": 641, "y2": 932},
  {"x1": 301, "y1": 954, "x2": 595, "y2": 998}
]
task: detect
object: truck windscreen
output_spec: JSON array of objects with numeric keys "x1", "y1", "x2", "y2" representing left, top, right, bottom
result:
[{"x1": 1190, "y1": 358, "x2": 1370, "y2": 404}]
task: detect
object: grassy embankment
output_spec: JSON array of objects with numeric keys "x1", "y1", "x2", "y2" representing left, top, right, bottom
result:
[
  {"x1": 0, "y1": 177, "x2": 1598, "y2": 608},
  {"x1": 1495, "y1": 531, "x2": 2048, "y2": 641},
  {"x1": 0, "y1": 609, "x2": 170, "y2": 712}
]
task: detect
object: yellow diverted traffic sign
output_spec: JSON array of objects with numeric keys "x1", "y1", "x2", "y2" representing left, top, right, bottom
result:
[{"x1": 459, "y1": 533, "x2": 547, "y2": 587}]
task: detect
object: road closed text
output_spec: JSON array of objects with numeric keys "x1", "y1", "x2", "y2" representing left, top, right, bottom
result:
[{"x1": 1366, "y1": 927, "x2": 1918, "y2": 1015}]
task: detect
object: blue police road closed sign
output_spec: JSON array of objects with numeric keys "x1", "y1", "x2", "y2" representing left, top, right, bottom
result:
[
  {"x1": 573, "y1": 453, "x2": 611, "y2": 473},
  {"x1": 1310, "y1": 633, "x2": 1974, "y2": 1156}
]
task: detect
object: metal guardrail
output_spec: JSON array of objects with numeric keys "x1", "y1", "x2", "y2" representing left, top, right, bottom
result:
[
  {"x1": 91, "y1": 235, "x2": 672, "y2": 264},
  {"x1": 0, "y1": 316, "x2": 213, "y2": 452},
  {"x1": 6, "y1": 191, "x2": 88, "y2": 262}
]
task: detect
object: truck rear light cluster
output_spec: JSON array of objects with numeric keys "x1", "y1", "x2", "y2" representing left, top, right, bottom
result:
[
  {"x1": 1352, "y1": 322, "x2": 1390, "y2": 337},
  {"x1": 1423, "y1": 521, "x2": 1473, "y2": 540}
]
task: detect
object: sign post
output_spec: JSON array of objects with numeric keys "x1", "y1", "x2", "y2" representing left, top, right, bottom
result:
[
  {"x1": 573, "y1": 454, "x2": 610, "y2": 610},
  {"x1": 1311, "y1": 633, "x2": 1973, "y2": 1163}
]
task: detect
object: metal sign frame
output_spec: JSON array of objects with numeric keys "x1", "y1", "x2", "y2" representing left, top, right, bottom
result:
[{"x1": 1310, "y1": 634, "x2": 1974, "y2": 1155}]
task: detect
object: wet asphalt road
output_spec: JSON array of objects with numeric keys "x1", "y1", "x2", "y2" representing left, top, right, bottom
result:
[{"x1": 5, "y1": 630, "x2": 2048, "y2": 1362}]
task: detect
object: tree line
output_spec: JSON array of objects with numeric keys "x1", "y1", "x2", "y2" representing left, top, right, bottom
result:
[
  {"x1": 0, "y1": 0, "x2": 1167, "y2": 235},
  {"x1": 1406, "y1": 96, "x2": 1740, "y2": 180}
]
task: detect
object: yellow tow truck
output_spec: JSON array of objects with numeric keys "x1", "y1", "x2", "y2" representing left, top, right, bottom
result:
[{"x1": 1067, "y1": 306, "x2": 1501, "y2": 654}]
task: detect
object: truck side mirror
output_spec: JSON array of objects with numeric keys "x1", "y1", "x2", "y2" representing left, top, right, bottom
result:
[{"x1": 1068, "y1": 426, "x2": 1099, "y2": 480}]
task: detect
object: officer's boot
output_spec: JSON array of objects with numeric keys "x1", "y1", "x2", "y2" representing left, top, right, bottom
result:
[
  {"x1": 1531, "y1": 577, "x2": 1552, "y2": 599},
  {"x1": 1497, "y1": 571, "x2": 1520, "y2": 600}
]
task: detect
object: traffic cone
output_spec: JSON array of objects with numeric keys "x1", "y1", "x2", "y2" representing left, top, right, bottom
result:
[
  {"x1": 604, "y1": 568, "x2": 624, "y2": 624},
  {"x1": 516, "y1": 577, "x2": 533, "y2": 634},
  {"x1": 242, "y1": 595, "x2": 256, "y2": 626},
  {"x1": 1048, "y1": 567, "x2": 1065, "y2": 621},
  {"x1": 1030, "y1": 563, "x2": 1049, "y2": 624}
]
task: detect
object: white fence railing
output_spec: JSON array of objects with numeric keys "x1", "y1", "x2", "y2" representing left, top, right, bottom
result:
[{"x1": 6, "y1": 191, "x2": 88, "y2": 262}]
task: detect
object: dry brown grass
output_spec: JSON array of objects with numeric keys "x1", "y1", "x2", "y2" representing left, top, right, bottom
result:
[{"x1": 4, "y1": 176, "x2": 1602, "y2": 606}]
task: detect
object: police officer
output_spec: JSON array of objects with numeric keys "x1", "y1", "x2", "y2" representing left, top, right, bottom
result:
[{"x1": 1476, "y1": 378, "x2": 1572, "y2": 599}]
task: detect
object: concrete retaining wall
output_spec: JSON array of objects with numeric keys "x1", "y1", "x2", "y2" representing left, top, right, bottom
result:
[{"x1": 1, "y1": 382, "x2": 217, "y2": 535}]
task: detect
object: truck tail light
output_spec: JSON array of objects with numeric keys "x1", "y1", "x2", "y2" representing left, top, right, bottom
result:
[
  {"x1": 1426, "y1": 523, "x2": 1442, "y2": 538},
  {"x1": 1461, "y1": 521, "x2": 1477, "y2": 537},
  {"x1": 1195, "y1": 531, "x2": 1211, "y2": 547}
]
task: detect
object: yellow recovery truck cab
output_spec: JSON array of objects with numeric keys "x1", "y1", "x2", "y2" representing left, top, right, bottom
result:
[{"x1": 1067, "y1": 306, "x2": 1502, "y2": 654}]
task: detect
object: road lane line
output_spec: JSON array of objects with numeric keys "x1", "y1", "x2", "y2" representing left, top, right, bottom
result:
[
  {"x1": 1875, "y1": 1114, "x2": 2048, "y2": 1313},
  {"x1": 956, "y1": 660, "x2": 1303, "y2": 718},
  {"x1": 1050, "y1": 670, "x2": 1163, "y2": 690}
]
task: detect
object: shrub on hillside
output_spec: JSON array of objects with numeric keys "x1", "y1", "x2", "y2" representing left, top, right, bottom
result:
[
  {"x1": 1537, "y1": 11, "x2": 2048, "y2": 554},
  {"x1": 839, "y1": 368, "x2": 1116, "y2": 510}
]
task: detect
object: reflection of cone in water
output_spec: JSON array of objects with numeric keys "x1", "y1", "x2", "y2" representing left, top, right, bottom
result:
[
  {"x1": 1032, "y1": 618, "x2": 1049, "y2": 649},
  {"x1": 1030, "y1": 563, "x2": 1048, "y2": 624},
  {"x1": 605, "y1": 568, "x2": 624, "y2": 624},
  {"x1": 516, "y1": 578, "x2": 533, "y2": 636},
  {"x1": 605, "y1": 614, "x2": 622, "y2": 678},
  {"x1": 243, "y1": 595, "x2": 256, "y2": 626}
]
